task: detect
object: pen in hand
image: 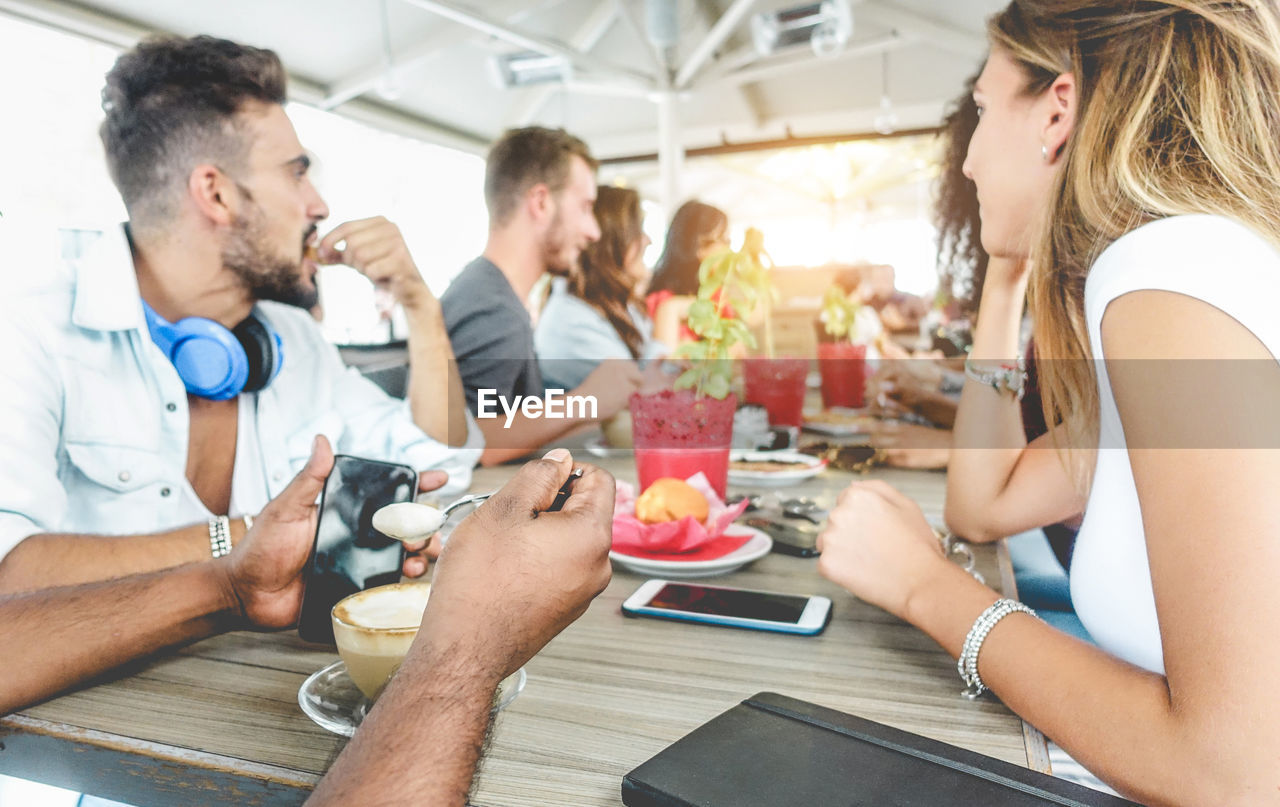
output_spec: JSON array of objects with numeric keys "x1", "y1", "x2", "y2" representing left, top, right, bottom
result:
[{"x1": 545, "y1": 467, "x2": 585, "y2": 514}]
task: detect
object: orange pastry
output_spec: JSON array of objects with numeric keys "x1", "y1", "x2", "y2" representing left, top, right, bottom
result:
[{"x1": 634, "y1": 478, "x2": 709, "y2": 524}]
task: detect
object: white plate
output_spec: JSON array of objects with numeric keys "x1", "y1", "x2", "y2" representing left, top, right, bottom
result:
[
  {"x1": 298, "y1": 659, "x2": 526, "y2": 737},
  {"x1": 728, "y1": 450, "x2": 826, "y2": 487},
  {"x1": 609, "y1": 524, "x2": 772, "y2": 578},
  {"x1": 583, "y1": 434, "x2": 613, "y2": 459},
  {"x1": 801, "y1": 407, "x2": 876, "y2": 437}
]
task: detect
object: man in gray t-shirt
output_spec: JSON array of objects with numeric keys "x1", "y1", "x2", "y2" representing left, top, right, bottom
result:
[
  {"x1": 441, "y1": 127, "x2": 642, "y2": 466},
  {"x1": 442, "y1": 256, "x2": 545, "y2": 412}
]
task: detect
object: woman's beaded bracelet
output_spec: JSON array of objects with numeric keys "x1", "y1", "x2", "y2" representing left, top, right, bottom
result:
[{"x1": 957, "y1": 598, "x2": 1038, "y2": 699}]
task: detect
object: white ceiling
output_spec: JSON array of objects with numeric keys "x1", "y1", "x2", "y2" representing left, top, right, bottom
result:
[{"x1": 1, "y1": 0, "x2": 1003, "y2": 158}]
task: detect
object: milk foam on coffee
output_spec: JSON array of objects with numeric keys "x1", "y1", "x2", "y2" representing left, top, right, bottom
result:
[{"x1": 336, "y1": 583, "x2": 431, "y2": 630}]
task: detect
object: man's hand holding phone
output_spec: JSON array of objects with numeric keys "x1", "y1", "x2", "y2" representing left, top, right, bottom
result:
[
  {"x1": 219, "y1": 435, "x2": 333, "y2": 631},
  {"x1": 416, "y1": 449, "x2": 615, "y2": 685},
  {"x1": 219, "y1": 435, "x2": 446, "y2": 631}
]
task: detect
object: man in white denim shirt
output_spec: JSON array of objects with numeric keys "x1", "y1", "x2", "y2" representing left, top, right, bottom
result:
[{"x1": 0, "y1": 35, "x2": 481, "y2": 593}]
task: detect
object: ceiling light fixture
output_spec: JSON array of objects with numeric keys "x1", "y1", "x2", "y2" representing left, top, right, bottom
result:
[
  {"x1": 873, "y1": 49, "x2": 899, "y2": 135},
  {"x1": 489, "y1": 50, "x2": 573, "y2": 88},
  {"x1": 751, "y1": 0, "x2": 854, "y2": 59},
  {"x1": 644, "y1": 0, "x2": 680, "y2": 52}
]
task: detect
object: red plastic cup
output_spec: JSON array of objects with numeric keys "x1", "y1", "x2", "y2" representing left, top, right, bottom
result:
[
  {"x1": 817, "y1": 342, "x2": 867, "y2": 409},
  {"x1": 630, "y1": 389, "x2": 737, "y2": 499},
  {"x1": 742, "y1": 358, "x2": 808, "y2": 428}
]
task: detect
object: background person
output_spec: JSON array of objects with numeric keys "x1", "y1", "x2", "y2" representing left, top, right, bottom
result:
[
  {"x1": 645, "y1": 200, "x2": 729, "y2": 350},
  {"x1": 848, "y1": 263, "x2": 928, "y2": 336},
  {"x1": 442, "y1": 127, "x2": 642, "y2": 467},
  {"x1": 535, "y1": 185, "x2": 667, "y2": 391}
]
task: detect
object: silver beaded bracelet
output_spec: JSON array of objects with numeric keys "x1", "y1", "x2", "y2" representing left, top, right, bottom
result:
[
  {"x1": 957, "y1": 598, "x2": 1038, "y2": 700},
  {"x1": 208, "y1": 515, "x2": 232, "y2": 559}
]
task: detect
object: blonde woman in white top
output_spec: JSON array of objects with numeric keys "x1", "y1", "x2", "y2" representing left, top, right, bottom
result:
[{"x1": 816, "y1": 2, "x2": 1280, "y2": 804}]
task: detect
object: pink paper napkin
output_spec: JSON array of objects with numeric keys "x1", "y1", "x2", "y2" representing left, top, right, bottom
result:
[{"x1": 611, "y1": 473, "x2": 751, "y2": 560}]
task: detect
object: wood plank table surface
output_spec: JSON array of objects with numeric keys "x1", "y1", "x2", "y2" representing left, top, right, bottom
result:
[{"x1": 0, "y1": 451, "x2": 1048, "y2": 806}]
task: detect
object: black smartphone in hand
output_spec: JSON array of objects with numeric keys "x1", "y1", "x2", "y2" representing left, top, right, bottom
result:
[{"x1": 297, "y1": 455, "x2": 418, "y2": 643}]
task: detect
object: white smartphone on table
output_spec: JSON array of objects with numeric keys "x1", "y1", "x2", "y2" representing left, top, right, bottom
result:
[{"x1": 621, "y1": 579, "x2": 832, "y2": 636}]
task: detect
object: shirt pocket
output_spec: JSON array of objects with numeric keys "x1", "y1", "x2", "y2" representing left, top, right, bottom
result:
[
  {"x1": 61, "y1": 345, "x2": 165, "y2": 445},
  {"x1": 62, "y1": 442, "x2": 174, "y2": 534}
]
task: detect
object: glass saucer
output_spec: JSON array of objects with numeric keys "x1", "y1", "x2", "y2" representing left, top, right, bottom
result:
[{"x1": 298, "y1": 659, "x2": 527, "y2": 737}]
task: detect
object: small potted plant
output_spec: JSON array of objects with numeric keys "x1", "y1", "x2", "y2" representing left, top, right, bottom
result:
[
  {"x1": 815, "y1": 284, "x2": 868, "y2": 409},
  {"x1": 715, "y1": 230, "x2": 808, "y2": 430},
  {"x1": 629, "y1": 229, "x2": 769, "y2": 498}
]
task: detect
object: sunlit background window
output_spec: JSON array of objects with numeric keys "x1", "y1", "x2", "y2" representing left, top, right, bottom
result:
[{"x1": 606, "y1": 135, "x2": 942, "y2": 298}]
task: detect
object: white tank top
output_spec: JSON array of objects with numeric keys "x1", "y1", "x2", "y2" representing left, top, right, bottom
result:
[{"x1": 1071, "y1": 215, "x2": 1280, "y2": 675}]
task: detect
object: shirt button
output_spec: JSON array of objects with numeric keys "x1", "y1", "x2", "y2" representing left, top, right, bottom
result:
[
  {"x1": 166, "y1": 402, "x2": 177, "y2": 412},
  {"x1": 118, "y1": 470, "x2": 131, "y2": 483},
  {"x1": 160, "y1": 487, "x2": 172, "y2": 497},
  {"x1": 273, "y1": 471, "x2": 284, "y2": 482}
]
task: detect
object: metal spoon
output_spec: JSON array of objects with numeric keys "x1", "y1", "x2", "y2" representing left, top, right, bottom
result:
[
  {"x1": 372, "y1": 467, "x2": 585, "y2": 543},
  {"x1": 781, "y1": 497, "x2": 824, "y2": 524},
  {"x1": 373, "y1": 491, "x2": 495, "y2": 543}
]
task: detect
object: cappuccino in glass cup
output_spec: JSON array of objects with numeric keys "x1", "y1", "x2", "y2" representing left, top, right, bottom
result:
[{"x1": 331, "y1": 582, "x2": 430, "y2": 701}]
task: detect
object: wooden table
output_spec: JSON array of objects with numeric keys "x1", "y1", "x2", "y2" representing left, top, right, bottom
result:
[{"x1": 0, "y1": 454, "x2": 1047, "y2": 806}]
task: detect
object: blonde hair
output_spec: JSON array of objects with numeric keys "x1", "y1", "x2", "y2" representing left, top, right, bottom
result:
[{"x1": 989, "y1": 0, "x2": 1280, "y2": 478}]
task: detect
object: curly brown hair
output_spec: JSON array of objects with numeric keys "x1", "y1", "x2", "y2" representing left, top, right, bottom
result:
[
  {"x1": 100, "y1": 35, "x2": 287, "y2": 227},
  {"x1": 933, "y1": 73, "x2": 987, "y2": 316}
]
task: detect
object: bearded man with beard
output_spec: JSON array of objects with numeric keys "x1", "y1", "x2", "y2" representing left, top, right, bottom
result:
[
  {"x1": 0, "y1": 35, "x2": 481, "y2": 593},
  {"x1": 442, "y1": 127, "x2": 642, "y2": 466}
]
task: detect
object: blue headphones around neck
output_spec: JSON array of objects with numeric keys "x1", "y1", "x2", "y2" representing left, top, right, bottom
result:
[{"x1": 141, "y1": 301, "x2": 283, "y2": 400}]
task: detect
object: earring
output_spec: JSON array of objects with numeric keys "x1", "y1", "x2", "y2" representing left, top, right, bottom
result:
[{"x1": 1041, "y1": 144, "x2": 1050, "y2": 162}]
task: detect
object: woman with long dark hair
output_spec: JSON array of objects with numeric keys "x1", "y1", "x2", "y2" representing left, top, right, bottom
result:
[
  {"x1": 535, "y1": 186, "x2": 664, "y2": 390},
  {"x1": 645, "y1": 200, "x2": 729, "y2": 349}
]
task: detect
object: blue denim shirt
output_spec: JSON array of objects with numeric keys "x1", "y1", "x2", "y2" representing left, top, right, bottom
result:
[{"x1": 0, "y1": 225, "x2": 481, "y2": 560}]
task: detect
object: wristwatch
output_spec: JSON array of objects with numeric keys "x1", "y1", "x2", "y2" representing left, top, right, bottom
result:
[{"x1": 963, "y1": 357, "x2": 1027, "y2": 400}]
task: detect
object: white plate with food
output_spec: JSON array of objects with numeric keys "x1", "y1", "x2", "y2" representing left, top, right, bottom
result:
[
  {"x1": 609, "y1": 524, "x2": 772, "y2": 578},
  {"x1": 583, "y1": 434, "x2": 635, "y2": 458},
  {"x1": 801, "y1": 407, "x2": 878, "y2": 437},
  {"x1": 728, "y1": 450, "x2": 826, "y2": 487}
]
